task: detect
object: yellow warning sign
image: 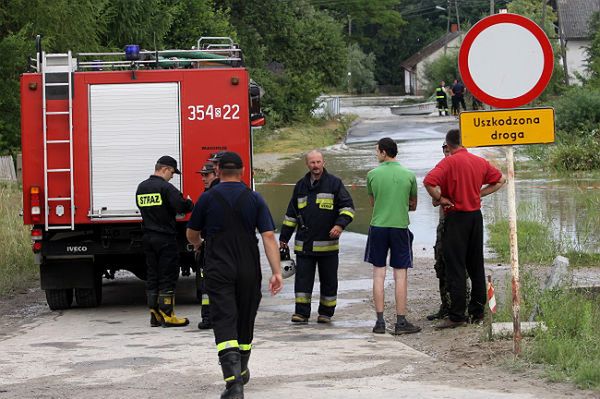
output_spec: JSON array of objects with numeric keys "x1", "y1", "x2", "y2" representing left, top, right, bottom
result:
[{"x1": 459, "y1": 107, "x2": 555, "y2": 147}]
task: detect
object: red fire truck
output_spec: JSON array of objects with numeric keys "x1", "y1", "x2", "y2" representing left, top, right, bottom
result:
[{"x1": 21, "y1": 36, "x2": 264, "y2": 310}]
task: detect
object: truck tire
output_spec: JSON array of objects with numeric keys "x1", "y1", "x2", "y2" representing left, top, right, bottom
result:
[
  {"x1": 45, "y1": 289, "x2": 73, "y2": 310},
  {"x1": 75, "y1": 273, "x2": 103, "y2": 307}
]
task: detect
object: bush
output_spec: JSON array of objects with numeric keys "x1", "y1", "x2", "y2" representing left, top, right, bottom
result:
[
  {"x1": 554, "y1": 86, "x2": 600, "y2": 133},
  {"x1": 547, "y1": 138, "x2": 600, "y2": 171},
  {"x1": 423, "y1": 52, "x2": 459, "y2": 95}
]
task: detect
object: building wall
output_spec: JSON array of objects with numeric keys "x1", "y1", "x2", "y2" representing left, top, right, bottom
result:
[
  {"x1": 414, "y1": 36, "x2": 463, "y2": 96},
  {"x1": 566, "y1": 39, "x2": 591, "y2": 84}
]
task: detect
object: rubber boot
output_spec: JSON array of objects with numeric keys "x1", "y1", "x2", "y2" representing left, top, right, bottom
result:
[
  {"x1": 219, "y1": 351, "x2": 244, "y2": 399},
  {"x1": 240, "y1": 351, "x2": 250, "y2": 385},
  {"x1": 158, "y1": 293, "x2": 189, "y2": 327},
  {"x1": 147, "y1": 292, "x2": 162, "y2": 327},
  {"x1": 197, "y1": 303, "x2": 212, "y2": 329}
]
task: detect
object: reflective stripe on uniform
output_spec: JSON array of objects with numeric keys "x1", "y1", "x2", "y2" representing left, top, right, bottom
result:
[
  {"x1": 313, "y1": 240, "x2": 339, "y2": 252},
  {"x1": 239, "y1": 343, "x2": 252, "y2": 351},
  {"x1": 316, "y1": 193, "x2": 334, "y2": 204},
  {"x1": 136, "y1": 193, "x2": 163, "y2": 207},
  {"x1": 297, "y1": 196, "x2": 308, "y2": 209},
  {"x1": 216, "y1": 340, "x2": 239, "y2": 352},
  {"x1": 320, "y1": 295, "x2": 337, "y2": 307},
  {"x1": 295, "y1": 292, "x2": 312, "y2": 304},
  {"x1": 283, "y1": 215, "x2": 297, "y2": 227},
  {"x1": 339, "y1": 207, "x2": 355, "y2": 219},
  {"x1": 201, "y1": 294, "x2": 210, "y2": 305},
  {"x1": 294, "y1": 240, "x2": 303, "y2": 252}
]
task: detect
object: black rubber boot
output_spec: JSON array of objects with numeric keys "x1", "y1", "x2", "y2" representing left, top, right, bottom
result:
[
  {"x1": 147, "y1": 292, "x2": 162, "y2": 327},
  {"x1": 219, "y1": 351, "x2": 244, "y2": 399},
  {"x1": 158, "y1": 293, "x2": 189, "y2": 327},
  {"x1": 240, "y1": 351, "x2": 250, "y2": 385}
]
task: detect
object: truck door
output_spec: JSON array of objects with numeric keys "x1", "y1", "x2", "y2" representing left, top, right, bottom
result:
[{"x1": 89, "y1": 82, "x2": 181, "y2": 219}]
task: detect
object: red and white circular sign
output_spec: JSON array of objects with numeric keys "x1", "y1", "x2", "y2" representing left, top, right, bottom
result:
[{"x1": 458, "y1": 13, "x2": 554, "y2": 109}]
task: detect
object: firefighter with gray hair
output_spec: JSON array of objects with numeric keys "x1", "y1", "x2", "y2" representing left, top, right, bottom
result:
[{"x1": 279, "y1": 149, "x2": 355, "y2": 324}]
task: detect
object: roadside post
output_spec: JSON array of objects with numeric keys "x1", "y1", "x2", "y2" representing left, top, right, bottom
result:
[{"x1": 458, "y1": 13, "x2": 555, "y2": 355}]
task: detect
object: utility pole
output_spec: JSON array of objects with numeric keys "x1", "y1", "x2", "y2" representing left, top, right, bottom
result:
[
  {"x1": 540, "y1": 0, "x2": 547, "y2": 31},
  {"x1": 490, "y1": 0, "x2": 494, "y2": 15},
  {"x1": 455, "y1": 0, "x2": 461, "y2": 31},
  {"x1": 348, "y1": 15, "x2": 352, "y2": 37}
]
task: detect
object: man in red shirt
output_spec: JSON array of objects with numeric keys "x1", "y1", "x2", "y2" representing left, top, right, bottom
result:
[{"x1": 424, "y1": 129, "x2": 506, "y2": 328}]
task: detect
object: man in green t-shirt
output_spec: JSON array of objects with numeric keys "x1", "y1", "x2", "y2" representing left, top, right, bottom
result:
[{"x1": 365, "y1": 137, "x2": 421, "y2": 335}]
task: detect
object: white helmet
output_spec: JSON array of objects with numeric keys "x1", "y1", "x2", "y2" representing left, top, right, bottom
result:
[{"x1": 280, "y1": 247, "x2": 296, "y2": 279}]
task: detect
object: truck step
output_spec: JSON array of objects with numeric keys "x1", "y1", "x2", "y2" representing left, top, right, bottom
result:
[
  {"x1": 47, "y1": 140, "x2": 71, "y2": 144},
  {"x1": 48, "y1": 197, "x2": 72, "y2": 201},
  {"x1": 46, "y1": 225, "x2": 74, "y2": 230},
  {"x1": 46, "y1": 111, "x2": 70, "y2": 115},
  {"x1": 47, "y1": 168, "x2": 71, "y2": 173},
  {"x1": 45, "y1": 82, "x2": 69, "y2": 87}
]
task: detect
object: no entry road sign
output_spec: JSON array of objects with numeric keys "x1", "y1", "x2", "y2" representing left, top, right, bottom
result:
[{"x1": 459, "y1": 13, "x2": 554, "y2": 109}]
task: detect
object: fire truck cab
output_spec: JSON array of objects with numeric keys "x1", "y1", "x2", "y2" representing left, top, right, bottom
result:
[{"x1": 20, "y1": 37, "x2": 263, "y2": 310}]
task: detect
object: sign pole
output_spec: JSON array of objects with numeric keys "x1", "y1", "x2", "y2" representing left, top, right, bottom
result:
[{"x1": 505, "y1": 145, "x2": 522, "y2": 355}]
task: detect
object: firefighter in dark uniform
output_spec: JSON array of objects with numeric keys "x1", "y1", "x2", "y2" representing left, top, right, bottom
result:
[
  {"x1": 136, "y1": 155, "x2": 194, "y2": 327},
  {"x1": 435, "y1": 81, "x2": 449, "y2": 116},
  {"x1": 186, "y1": 152, "x2": 282, "y2": 399},
  {"x1": 279, "y1": 150, "x2": 355, "y2": 324},
  {"x1": 196, "y1": 162, "x2": 217, "y2": 330},
  {"x1": 207, "y1": 150, "x2": 226, "y2": 188}
]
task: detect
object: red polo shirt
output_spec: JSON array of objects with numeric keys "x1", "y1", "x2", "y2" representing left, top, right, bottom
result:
[{"x1": 424, "y1": 148, "x2": 502, "y2": 212}]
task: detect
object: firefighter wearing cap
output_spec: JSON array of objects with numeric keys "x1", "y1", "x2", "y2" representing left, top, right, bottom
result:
[
  {"x1": 195, "y1": 161, "x2": 217, "y2": 330},
  {"x1": 186, "y1": 151, "x2": 282, "y2": 399},
  {"x1": 207, "y1": 151, "x2": 226, "y2": 188},
  {"x1": 279, "y1": 149, "x2": 355, "y2": 324},
  {"x1": 135, "y1": 155, "x2": 194, "y2": 327}
]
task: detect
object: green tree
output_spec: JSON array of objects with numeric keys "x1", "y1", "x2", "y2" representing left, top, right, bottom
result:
[
  {"x1": 423, "y1": 52, "x2": 459, "y2": 95},
  {"x1": 221, "y1": 0, "x2": 347, "y2": 123},
  {"x1": 101, "y1": 0, "x2": 175, "y2": 49},
  {"x1": 585, "y1": 12, "x2": 600, "y2": 86},
  {"x1": 347, "y1": 43, "x2": 376, "y2": 94},
  {"x1": 165, "y1": 0, "x2": 236, "y2": 49}
]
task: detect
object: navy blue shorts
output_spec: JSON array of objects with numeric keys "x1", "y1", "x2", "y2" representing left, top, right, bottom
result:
[{"x1": 364, "y1": 226, "x2": 414, "y2": 269}]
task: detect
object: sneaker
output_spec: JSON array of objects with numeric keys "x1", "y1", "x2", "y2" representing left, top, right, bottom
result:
[
  {"x1": 391, "y1": 321, "x2": 422, "y2": 335},
  {"x1": 317, "y1": 315, "x2": 331, "y2": 324},
  {"x1": 291, "y1": 314, "x2": 309, "y2": 323},
  {"x1": 372, "y1": 320, "x2": 386, "y2": 334},
  {"x1": 435, "y1": 318, "x2": 467, "y2": 329}
]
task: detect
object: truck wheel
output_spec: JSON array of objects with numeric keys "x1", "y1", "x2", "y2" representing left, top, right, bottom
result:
[
  {"x1": 75, "y1": 273, "x2": 103, "y2": 307},
  {"x1": 45, "y1": 289, "x2": 73, "y2": 310}
]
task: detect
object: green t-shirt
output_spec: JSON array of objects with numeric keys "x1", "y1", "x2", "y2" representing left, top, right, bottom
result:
[{"x1": 367, "y1": 161, "x2": 417, "y2": 228}]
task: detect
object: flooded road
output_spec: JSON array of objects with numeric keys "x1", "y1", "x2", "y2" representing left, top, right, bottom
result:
[{"x1": 257, "y1": 105, "x2": 599, "y2": 254}]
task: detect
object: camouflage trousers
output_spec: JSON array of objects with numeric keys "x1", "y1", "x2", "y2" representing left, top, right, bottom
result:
[{"x1": 434, "y1": 218, "x2": 470, "y2": 315}]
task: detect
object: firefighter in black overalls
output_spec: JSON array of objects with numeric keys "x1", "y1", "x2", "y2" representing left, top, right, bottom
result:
[
  {"x1": 196, "y1": 162, "x2": 217, "y2": 330},
  {"x1": 135, "y1": 155, "x2": 194, "y2": 327},
  {"x1": 435, "y1": 81, "x2": 449, "y2": 116},
  {"x1": 186, "y1": 152, "x2": 282, "y2": 399},
  {"x1": 279, "y1": 150, "x2": 355, "y2": 324}
]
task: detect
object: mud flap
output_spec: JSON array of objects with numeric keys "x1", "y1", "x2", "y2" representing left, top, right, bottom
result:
[{"x1": 40, "y1": 259, "x2": 95, "y2": 290}]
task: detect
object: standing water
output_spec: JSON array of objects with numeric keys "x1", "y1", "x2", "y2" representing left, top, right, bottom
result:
[{"x1": 256, "y1": 104, "x2": 599, "y2": 256}]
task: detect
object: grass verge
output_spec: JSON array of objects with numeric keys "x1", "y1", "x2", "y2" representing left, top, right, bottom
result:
[
  {"x1": 0, "y1": 182, "x2": 37, "y2": 295},
  {"x1": 253, "y1": 114, "x2": 357, "y2": 154}
]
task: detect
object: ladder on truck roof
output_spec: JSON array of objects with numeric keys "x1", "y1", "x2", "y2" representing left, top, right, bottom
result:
[{"x1": 41, "y1": 51, "x2": 75, "y2": 231}]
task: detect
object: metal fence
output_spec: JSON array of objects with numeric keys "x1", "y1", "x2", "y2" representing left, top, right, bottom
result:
[
  {"x1": 0, "y1": 156, "x2": 17, "y2": 182},
  {"x1": 313, "y1": 96, "x2": 341, "y2": 118}
]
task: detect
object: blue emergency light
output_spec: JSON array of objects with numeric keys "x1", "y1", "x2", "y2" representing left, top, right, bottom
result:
[{"x1": 124, "y1": 44, "x2": 140, "y2": 61}]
